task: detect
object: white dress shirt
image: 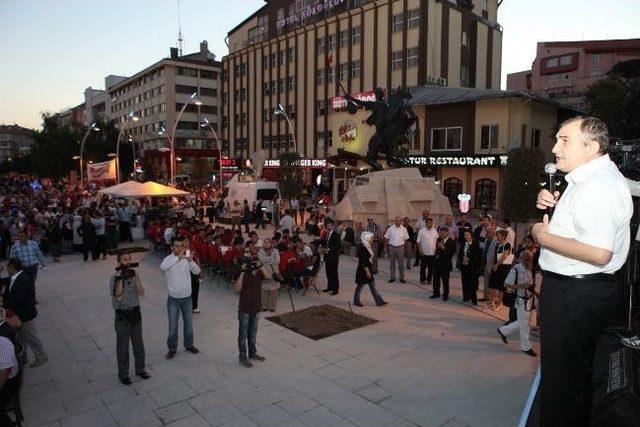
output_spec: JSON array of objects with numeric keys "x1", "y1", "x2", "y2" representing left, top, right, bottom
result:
[
  {"x1": 539, "y1": 154, "x2": 632, "y2": 275},
  {"x1": 384, "y1": 225, "x2": 410, "y2": 247},
  {"x1": 8, "y1": 271, "x2": 22, "y2": 293},
  {"x1": 416, "y1": 227, "x2": 438, "y2": 256},
  {"x1": 160, "y1": 254, "x2": 202, "y2": 298}
]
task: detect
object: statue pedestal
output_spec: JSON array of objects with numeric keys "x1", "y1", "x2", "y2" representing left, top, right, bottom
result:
[{"x1": 332, "y1": 168, "x2": 452, "y2": 228}]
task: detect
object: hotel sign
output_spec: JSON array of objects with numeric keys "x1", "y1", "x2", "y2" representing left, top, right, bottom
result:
[
  {"x1": 277, "y1": 0, "x2": 346, "y2": 29},
  {"x1": 331, "y1": 90, "x2": 378, "y2": 111},
  {"x1": 406, "y1": 155, "x2": 509, "y2": 167}
]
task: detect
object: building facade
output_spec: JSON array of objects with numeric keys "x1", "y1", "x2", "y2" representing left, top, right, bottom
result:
[
  {"x1": 222, "y1": 0, "x2": 503, "y2": 161},
  {"x1": 105, "y1": 41, "x2": 223, "y2": 180},
  {"x1": 0, "y1": 125, "x2": 35, "y2": 162},
  {"x1": 507, "y1": 38, "x2": 640, "y2": 109}
]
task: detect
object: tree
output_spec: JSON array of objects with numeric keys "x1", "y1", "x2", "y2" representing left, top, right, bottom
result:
[
  {"x1": 277, "y1": 151, "x2": 303, "y2": 200},
  {"x1": 585, "y1": 59, "x2": 640, "y2": 140},
  {"x1": 501, "y1": 147, "x2": 547, "y2": 224}
]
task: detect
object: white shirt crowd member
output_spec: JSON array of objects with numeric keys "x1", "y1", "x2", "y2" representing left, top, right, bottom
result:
[
  {"x1": 384, "y1": 224, "x2": 410, "y2": 247},
  {"x1": 160, "y1": 254, "x2": 202, "y2": 298},
  {"x1": 539, "y1": 154, "x2": 632, "y2": 275},
  {"x1": 416, "y1": 226, "x2": 438, "y2": 256}
]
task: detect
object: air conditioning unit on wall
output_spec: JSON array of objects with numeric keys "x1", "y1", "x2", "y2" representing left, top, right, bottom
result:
[
  {"x1": 438, "y1": 77, "x2": 448, "y2": 86},
  {"x1": 427, "y1": 75, "x2": 438, "y2": 85}
]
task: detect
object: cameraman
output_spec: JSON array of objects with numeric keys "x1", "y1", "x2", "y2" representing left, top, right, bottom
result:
[{"x1": 110, "y1": 251, "x2": 149, "y2": 385}]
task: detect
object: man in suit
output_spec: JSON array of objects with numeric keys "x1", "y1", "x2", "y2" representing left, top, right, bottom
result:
[
  {"x1": 322, "y1": 218, "x2": 341, "y2": 295},
  {"x1": 481, "y1": 227, "x2": 498, "y2": 302},
  {"x1": 430, "y1": 226, "x2": 457, "y2": 301},
  {"x1": 1, "y1": 258, "x2": 48, "y2": 367}
]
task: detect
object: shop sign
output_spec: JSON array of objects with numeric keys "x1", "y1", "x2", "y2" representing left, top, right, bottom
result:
[
  {"x1": 277, "y1": 0, "x2": 346, "y2": 29},
  {"x1": 338, "y1": 120, "x2": 357, "y2": 144},
  {"x1": 406, "y1": 155, "x2": 509, "y2": 167},
  {"x1": 331, "y1": 91, "x2": 378, "y2": 111},
  {"x1": 264, "y1": 158, "x2": 328, "y2": 168},
  {"x1": 219, "y1": 158, "x2": 241, "y2": 170}
]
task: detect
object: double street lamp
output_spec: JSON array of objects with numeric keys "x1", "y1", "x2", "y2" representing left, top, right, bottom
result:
[
  {"x1": 274, "y1": 103, "x2": 297, "y2": 153},
  {"x1": 110, "y1": 112, "x2": 139, "y2": 183},
  {"x1": 72, "y1": 121, "x2": 100, "y2": 184},
  {"x1": 199, "y1": 117, "x2": 223, "y2": 185},
  {"x1": 158, "y1": 92, "x2": 202, "y2": 185}
]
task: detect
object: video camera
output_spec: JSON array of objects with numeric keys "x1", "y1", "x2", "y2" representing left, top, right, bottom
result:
[{"x1": 115, "y1": 262, "x2": 139, "y2": 280}]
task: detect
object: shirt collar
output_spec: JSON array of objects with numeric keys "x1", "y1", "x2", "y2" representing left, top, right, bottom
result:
[
  {"x1": 10, "y1": 271, "x2": 21, "y2": 282},
  {"x1": 565, "y1": 154, "x2": 611, "y2": 185}
]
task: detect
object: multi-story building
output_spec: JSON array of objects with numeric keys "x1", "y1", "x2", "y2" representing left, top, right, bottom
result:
[
  {"x1": 0, "y1": 124, "x2": 35, "y2": 162},
  {"x1": 507, "y1": 38, "x2": 640, "y2": 109},
  {"x1": 222, "y1": 0, "x2": 503, "y2": 166},
  {"x1": 84, "y1": 75, "x2": 128, "y2": 125},
  {"x1": 106, "y1": 41, "x2": 223, "y2": 179},
  {"x1": 55, "y1": 103, "x2": 86, "y2": 130}
]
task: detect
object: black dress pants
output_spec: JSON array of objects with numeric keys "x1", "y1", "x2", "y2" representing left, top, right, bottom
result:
[
  {"x1": 432, "y1": 266, "x2": 450, "y2": 297},
  {"x1": 419, "y1": 255, "x2": 435, "y2": 282},
  {"x1": 539, "y1": 272, "x2": 621, "y2": 427},
  {"x1": 325, "y1": 261, "x2": 340, "y2": 292}
]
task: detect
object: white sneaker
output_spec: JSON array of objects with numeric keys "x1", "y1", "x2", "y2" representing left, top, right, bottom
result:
[
  {"x1": 193, "y1": 309, "x2": 201, "y2": 314},
  {"x1": 621, "y1": 335, "x2": 640, "y2": 350}
]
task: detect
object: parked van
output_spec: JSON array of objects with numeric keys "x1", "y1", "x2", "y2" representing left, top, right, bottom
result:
[{"x1": 225, "y1": 173, "x2": 280, "y2": 215}]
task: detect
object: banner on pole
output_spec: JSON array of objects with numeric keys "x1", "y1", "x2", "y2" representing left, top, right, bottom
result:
[{"x1": 87, "y1": 159, "x2": 116, "y2": 181}]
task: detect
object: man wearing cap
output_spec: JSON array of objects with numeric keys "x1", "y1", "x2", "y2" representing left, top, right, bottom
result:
[{"x1": 322, "y1": 218, "x2": 341, "y2": 295}]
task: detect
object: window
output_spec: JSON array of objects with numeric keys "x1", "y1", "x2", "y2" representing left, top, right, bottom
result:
[
  {"x1": 317, "y1": 37, "x2": 325, "y2": 51},
  {"x1": 263, "y1": 108, "x2": 270, "y2": 122},
  {"x1": 351, "y1": 27, "x2": 361, "y2": 44},
  {"x1": 431, "y1": 127, "x2": 462, "y2": 151},
  {"x1": 287, "y1": 47, "x2": 295, "y2": 63},
  {"x1": 443, "y1": 178, "x2": 463, "y2": 205},
  {"x1": 462, "y1": 30, "x2": 469, "y2": 47},
  {"x1": 240, "y1": 88, "x2": 247, "y2": 101},
  {"x1": 592, "y1": 54, "x2": 600, "y2": 63},
  {"x1": 338, "y1": 63, "x2": 349, "y2": 81},
  {"x1": 262, "y1": 136, "x2": 271, "y2": 149},
  {"x1": 177, "y1": 66, "x2": 197, "y2": 78},
  {"x1": 546, "y1": 57, "x2": 559, "y2": 67},
  {"x1": 480, "y1": 125, "x2": 499, "y2": 150},
  {"x1": 475, "y1": 179, "x2": 497, "y2": 209},
  {"x1": 460, "y1": 65, "x2": 469, "y2": 87},
  {"x1": 288, "y1": 104, "x2": 296, "y2": 120},
  {"x1": 175, "y1": 84, "x2": 197, "y2": 94},
  {"x1": 590, "y1": 69, "x2": 602, "y2": 78},
  {"x1": 327, "y1": 35, "x2": 335, "y2": 50},
  {"x1": 263, "y1": 55, "x2": 270, "y2": 69},
  {"x1": 278, "y1": 51, "x2": 285, "y2": 65},
  {"x1": 263, "y1": 82, "x2": 270, "y2": 95},
  {"x1": 316, "y1": 99, "x2": 326, "y2": 116},
  {"x1": 392, "y1": 13, "x2": 404, "y2": 33},
  {"x1": 200, "y1": 87, "x2": 217, "y2": 97},
  {"x1": 408, "y1": 9, "x2": 420, "y2": 28},
  {"x1": 559, "y1": 55, "x2": 572, "y2": 66},
  {"x1": 531, "y1": 128, "x2": 541, "y2": 147},
  {"x1": 316, "y1": 68, "x2": 325, "y2": 86},
  {"x1": 351, "y1": 60, "x2": 361, "y2": 79},
  {"x1": 340, "y1": 30, "x2": 350, "y2": 48},
  {"x1": 318, "y1": 131, "x2": 333, "y2": 148},
  {"x1": 278, "y1": 78, "x2": 284, "y2": 93},
  {"x1": 287, "y1": 76, "x2": 295, "y2": 91},
  {"x1": 392, "y1": 51, "x2": 404, "y2": 70},
  {"x1": 270, "y1": 53, "x2": 276, "y2": 67},
  {"x1": 200, "y1": 70, "x2": 217, "y2": 79},
  {"x1": 481, "y1": 0, "x2": 488, "y2": 11},
  {"x1": 407, "y1": 47, "x2": 419, "y2": 67}
]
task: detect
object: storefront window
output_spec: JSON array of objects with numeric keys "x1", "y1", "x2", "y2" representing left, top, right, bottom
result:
[
  {"x1": 443, "y1": 177, "x2": 463, "y2": 205},
  {"x1": 475, "y1": 178, "x2": 497, "y2": 210}
]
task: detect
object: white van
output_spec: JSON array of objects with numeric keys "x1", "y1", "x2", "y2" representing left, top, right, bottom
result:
[{"x1": 225, "y1": 173, "x2": 280, "y2": 214}]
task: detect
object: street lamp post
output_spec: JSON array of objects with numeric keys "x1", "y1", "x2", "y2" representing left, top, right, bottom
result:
[
  {"x1": 127, "y1": 135, "x2": 138, "y2": 177},
  {"x1": 200, "y1": 117, "x2": 223, "y2": 186},
  {"x1": 114, "y1": 112, "x2": 139, "y2": 183},
  {"x1": 273, "y1": 104, "x2": 297, "y2": 153},
  {"x1": 77, "y1": 122, "x2": 100, "y2": 184},
  {"x1": 168, "y1": 92, "x2": 202, "y2": 185}
]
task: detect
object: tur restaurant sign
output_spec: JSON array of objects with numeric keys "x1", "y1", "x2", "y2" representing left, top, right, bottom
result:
[{"x1": 406, "y1": 155, "x2": 509, "y2": 167}]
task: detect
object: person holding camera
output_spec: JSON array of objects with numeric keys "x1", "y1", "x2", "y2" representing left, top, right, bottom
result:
[
  {"x1": 496, "y1": 250, "x2": 536, "y2": 357},
  {"x1": 110, "y1": 251, "x2": 148, "y2": 385},
  {"x1": 160, "y1": 237, "x2": 201, "y2": 359}
]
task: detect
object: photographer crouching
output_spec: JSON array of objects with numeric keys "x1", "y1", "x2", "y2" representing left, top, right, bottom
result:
[{"x1": 110, "y1": 251, "x2": 150, "y2": 385}]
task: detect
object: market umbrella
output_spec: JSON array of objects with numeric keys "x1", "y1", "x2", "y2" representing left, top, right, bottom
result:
[{"x1": 99, "y1": 180, "x2": 143, "y2": 196}]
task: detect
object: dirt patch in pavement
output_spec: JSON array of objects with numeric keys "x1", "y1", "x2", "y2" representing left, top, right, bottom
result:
[{"x1": 266, "y1": 304, "x2": 377, "y2": 340}]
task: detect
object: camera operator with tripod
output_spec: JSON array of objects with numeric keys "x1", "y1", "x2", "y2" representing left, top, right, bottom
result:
[{"x1": 110, "y1": 251, "x2": 149, "y2": 385}]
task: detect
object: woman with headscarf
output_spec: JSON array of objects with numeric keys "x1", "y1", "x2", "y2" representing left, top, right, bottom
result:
[{"x1": 353, "y1": 231, "x2": 388, "y2": 307}]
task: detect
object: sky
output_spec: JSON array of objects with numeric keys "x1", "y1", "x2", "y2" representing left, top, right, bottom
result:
[{"x1": 1, "y1": 0, "x2": 639, "y2": 130}]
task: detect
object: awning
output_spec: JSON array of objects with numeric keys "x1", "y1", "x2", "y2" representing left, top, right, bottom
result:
[{"x1": 101, "y1": 181, "x2": 191, "y2": 198}]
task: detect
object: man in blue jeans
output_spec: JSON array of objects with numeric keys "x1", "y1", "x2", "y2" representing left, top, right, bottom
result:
[
  {"x1": 235, "y1": 258, "x2": 266, "y2": 367},
  {"x1": 160, "y1": 237, "x2": 201, "y2": 359}
]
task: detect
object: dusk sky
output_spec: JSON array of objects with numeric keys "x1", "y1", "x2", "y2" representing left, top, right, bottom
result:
[{"x1": 1, "y1": 0, "x2": 638, "y2": 129}]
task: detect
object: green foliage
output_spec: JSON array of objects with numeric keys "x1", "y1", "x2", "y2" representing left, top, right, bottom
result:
[
  {"x1": 501, "y1": 147, "x2": 547, "y2": 223},
  {"x1": 277, "y1": 151, "x2": 304, "y2": 200},
  {"x1": 585, "y1": 60, "x2": 640, "y2": 140}
]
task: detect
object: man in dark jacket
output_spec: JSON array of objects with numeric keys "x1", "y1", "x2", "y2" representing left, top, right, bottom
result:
[
  {"x1": 322, "y1": 218, "x2": 342, "y2": 295},
  {"x1": 1, "y1": 258, "x2": 48, "y2": 367},
  {"x1": 430, "y1": 227, "x2": 457, "y2": 301}
]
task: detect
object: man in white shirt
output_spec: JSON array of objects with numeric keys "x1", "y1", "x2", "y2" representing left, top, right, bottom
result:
[
  {"x1": 413, "y1": 209, "x2": 430, "y2": 267},
  {"x1": 279, "y1": 210, "x2": 295, "y2": 234},
  {"x1": 416, "y1": 217, "x2": 438, "y2": 284},
  {"x1": 383, "y1": 216, "x2": 410, "y2": 283},
  {"x1": 533, "y1": 116, "x2": 633, "y2": 427},
  {"x1": 160, "y1": 237, "x2": 202, "y2": 359}
]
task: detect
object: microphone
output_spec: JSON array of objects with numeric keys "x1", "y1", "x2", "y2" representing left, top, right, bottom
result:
[{"x1": 544, "y1": 163, "x2": 557, "y2": 217}]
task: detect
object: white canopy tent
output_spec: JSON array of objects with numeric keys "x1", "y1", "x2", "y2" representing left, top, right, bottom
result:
[
  {"x1": 99, "y1": 180, "x2": 143, "y2": 196},
  {"x1": 100, "y1": 181, "x2": 190, "y2": 198}
]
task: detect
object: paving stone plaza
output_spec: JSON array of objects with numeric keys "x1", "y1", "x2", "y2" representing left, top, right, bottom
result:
[{"x1": 23, "y1": 227, "x2": 538, "y2": 427}]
